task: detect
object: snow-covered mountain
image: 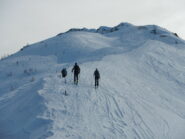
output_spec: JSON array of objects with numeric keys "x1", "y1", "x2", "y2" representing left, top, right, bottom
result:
[{"x1": 1, "y1": 23, "x2": 185, "y2": 139}]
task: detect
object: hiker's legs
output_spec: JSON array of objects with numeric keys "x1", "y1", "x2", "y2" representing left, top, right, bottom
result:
[
  {"x1": 74, "y1": 74, "x2": 78, "y2": 84},
  {"x1": 76, "y1": 74, "x2": 78, "y2": 84},
  {"x1": 95, "y1": 78, "x2": 98, "y2": 87},
  {"x1": 74, "y1": 74, "x2": 77, "y2": 84}
]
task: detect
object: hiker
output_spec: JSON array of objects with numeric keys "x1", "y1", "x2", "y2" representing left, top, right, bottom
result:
[
  {"x1": 72, "y1": 62, "x2": 80, "y2": 85},
  {"x1": 94, "y1": 68, "x2": 100, "y2": 88},
  {"x1": 61, "y1": 68, "x2": 67, "y2": 83},
  {"x1": 61, "y1": 68, "x2": 67, "y2": 78}
]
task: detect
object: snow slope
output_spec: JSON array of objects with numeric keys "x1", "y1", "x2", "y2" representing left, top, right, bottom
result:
[{"x1": 1, "y1": 23, "x2": 185, "y2": 139}]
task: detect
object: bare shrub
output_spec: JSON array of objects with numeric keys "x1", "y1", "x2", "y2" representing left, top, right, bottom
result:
[
  {"x1": 7, "y1": 72, "x2": 13, "y2": 77},
  {"x1": 30, "y1": 77, "x2": 35, "y2": 82}
]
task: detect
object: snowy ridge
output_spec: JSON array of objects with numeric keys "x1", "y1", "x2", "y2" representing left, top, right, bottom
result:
[
  {"x1": 1, "y1": 23, "x2": 185, "y2": 139},
  {"x1": 12, "y1": 22, "x2": 185, "y2": 62}
]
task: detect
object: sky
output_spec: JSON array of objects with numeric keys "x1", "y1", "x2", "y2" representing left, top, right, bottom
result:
[{"x1": 1, "y1": 0, "x2": 185, "y2": 57}]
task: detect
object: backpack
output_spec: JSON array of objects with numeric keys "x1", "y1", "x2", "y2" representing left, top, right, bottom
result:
[
  {"x1": 94, "y1": 70, "x2": 100, "y2": 79},
  {"x1": 74, "y1": 65, "x2": 80, "y2": 74},
  {"x1": 77, "y1": 66, "x2": 80, "y2": 74},
  {"x1": 61, "y1": 68, "x2": 67, "y2": 78}
]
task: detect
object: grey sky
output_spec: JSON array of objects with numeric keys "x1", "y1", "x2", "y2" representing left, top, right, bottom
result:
[{"x1": 1, "y1": 0, "x2": 185, "y2": 57}]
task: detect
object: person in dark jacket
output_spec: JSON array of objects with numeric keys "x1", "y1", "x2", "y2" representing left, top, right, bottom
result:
[
  {"x1": 94, "y1": 68, "x2": 100, "y2": 88},
  {"x1": 61, "y1": 68, "x2": 67, "y2": 78},
  {"x1": 61, "y1": 68, "x2": 67, "y2": 83},
  {"x1": 72, "y1": 62, "x2": 80, "y2": 85}
]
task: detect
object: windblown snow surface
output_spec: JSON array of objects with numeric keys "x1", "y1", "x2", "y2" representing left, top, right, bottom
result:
[{"x1": 1, "y1": 23, "x2": 185, "y2": 139}]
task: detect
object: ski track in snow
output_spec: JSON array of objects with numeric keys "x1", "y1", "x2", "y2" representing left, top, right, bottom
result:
[{"x1": 37, "y1": 55, "x2": 185, "y2": 139}]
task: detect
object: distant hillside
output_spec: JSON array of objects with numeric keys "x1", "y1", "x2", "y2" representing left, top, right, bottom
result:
[{"x1": 1, "y1": 23, "x2": 185, "y2": 139}]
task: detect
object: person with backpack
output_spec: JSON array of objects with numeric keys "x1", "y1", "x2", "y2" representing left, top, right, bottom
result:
[
  {"x1": 61, "y1": 68, "x2": 67, "y2": 83},
  {"x1": 94, "y1": 68, "x2": 100, "y2": 88},
  {"x1": 72, "y1": 62, "x2": 80, "y2": 85}
]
